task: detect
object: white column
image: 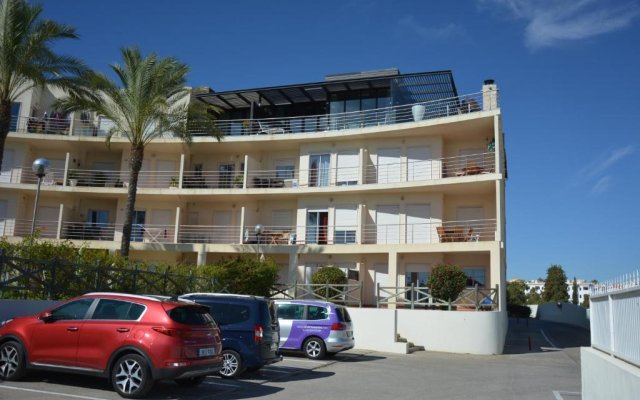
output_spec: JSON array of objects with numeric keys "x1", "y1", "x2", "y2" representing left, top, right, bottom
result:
[
  {"x1": 288, "y1": 250, "x2": 299, "y2": 283},
  {"x1": 388, "y1": 251, "x2": 399, "y2": 309},
  {"x1": 56, "y1": 204, "x2": 64, "y2": 239},
  {"x1": 68, "y1": 112, "x2": 76, "y2": 136},
  {"x1": 239, "y1": 206, "x2": 246, "y2": 243},
  {"x1": 197, "y1": 244, "x2": 207, "y2": 266},
  {"x1": 63, "y1": 152, "x2": 70, "y2": 186},
  {"x1": 174, "y1": 206, "x2": 181, "y2": 243},
  {"x1": 178, "y1": 154, "x2": 185, "y2": 189},
  {"x1": 358, "y1": 148, "x2": 365, "y2": 185},
  {"x1": 243, "y1": 155, "x2": 249, "y2": 188}
]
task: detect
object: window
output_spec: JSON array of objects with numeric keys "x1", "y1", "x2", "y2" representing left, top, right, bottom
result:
[
  {"x1": 335, "y1": 307, "x2": 352, "y2": 323},
  {"x1": 51, "y1": 298, "x2": 94, "y2": 321},
  {"x1": 275, "y1": 164, "x2": 295, "y2": 179},
  {"x1": 168, "y1": 306, "x2": 215, "y2": 326},
  {"x1": 336, "y1": 150, "x2": 359, "y2": 186},
  {"x1": 207, "y1": 303, "x2": 250, "y2": 326},
  {"x1": 277, "y1": 304, "x2": 305, "y2": 320},
  {"x1": 463, "y1": 268, "x2": 486, "y2": 287},
  {"x1": 307, "y1": 306, "x2": 328, "y2": 320},
  {"x1": 92, "y1": 299, "x2": 145, "y2": 320},
  {"x1": 10, "y1": 102, "x2": 20, "y2": 131},
  {"x1": 334, "y1": 205, "x2": 357, "y2": 244}
]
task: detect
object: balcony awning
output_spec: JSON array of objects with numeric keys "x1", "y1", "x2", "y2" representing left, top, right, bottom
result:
[{"x1": 196, "y1": 70, "x2": 458, "y2": 111}]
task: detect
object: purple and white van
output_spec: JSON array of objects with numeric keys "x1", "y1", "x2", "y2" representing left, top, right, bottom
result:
[{"x1": 274, "y1": 300, "x2": 354, "y2": 359}]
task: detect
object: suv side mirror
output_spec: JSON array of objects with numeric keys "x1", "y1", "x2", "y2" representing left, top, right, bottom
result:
[{"x1": 39, "y1": 311, "x2": 55, "y2": 323}]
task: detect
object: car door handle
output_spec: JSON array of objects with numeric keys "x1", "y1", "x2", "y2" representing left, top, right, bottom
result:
[
  {"x1": 67, "y1": 327, "x2": 79, "y2": 332},
  {"x1": 116, "y1": 328, "x2": 130, "y2": 333}
]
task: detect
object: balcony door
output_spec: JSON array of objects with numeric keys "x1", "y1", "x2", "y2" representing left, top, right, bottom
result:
[
  {"x1": 309, "y1": 154, "x2": 330, "y2": 187},
  {"x1": 156, "y1": 160, "x2": 177, "y2": 188},
  {"x1": 378, "y1": 148, "x2": 401, "y2": 184},
  {"x1": 131, "y1": 210, "x2": 146, "y2": 242},
  {"x1": 376, "y1": 205, "x2": 399, "y2": 244},
  {"x1": 213, "y1": 210, "x2": 231, "y2": 243},
  {"x1": 405, "y1": 264, "x2": 430, "y2": 302},
  {"x1": 406, "y1": 204, "x2": 431, "y2": 244},
  {"x1": 407, "y1": 146, "x2": 432, "y2": 181},
  {"x1": 0, "y1": 149, "x2": 14, "y2": 183},
  {"x1": 87, "y1": 210, "x2": 109, "y2": 240},
  {"x1": 306, "y1": 209, "x2": 328, "y2": 244},
  {"x1": 218, "y1": 163, "x2": 235, "y2": 188}
]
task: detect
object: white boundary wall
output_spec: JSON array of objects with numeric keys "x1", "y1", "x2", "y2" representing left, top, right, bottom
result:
[
  {"x1": 582, "y1": 347, "x2": 640, "y2": 400},
  {"x1": 348, "y1": 308, "x2": 507, "y2": 354}
]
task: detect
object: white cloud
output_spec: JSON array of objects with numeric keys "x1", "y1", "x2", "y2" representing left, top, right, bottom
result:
[
  {"x1": 478, "y1": 0, "x2": 640, "y2": 49},
  {"x1": 398, "y1": 16, "x2": 461, "y2": 41},
  {"x1": 577, "y1": 145, "x2": 634, "y2": 194}
]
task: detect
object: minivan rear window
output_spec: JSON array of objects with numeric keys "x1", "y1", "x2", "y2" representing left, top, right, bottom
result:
[
  {"x1": 260, "y1": 301, "x2": 277, "y2": 326},
  {"x1": 168, "y1": 306, "x2": 214, "y2": 326},
  {"x1": 335, "y1": 307, "x2": 351, "y2": 322}
]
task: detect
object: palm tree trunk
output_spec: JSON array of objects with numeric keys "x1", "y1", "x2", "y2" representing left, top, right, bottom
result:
[
  {"x1": 0, "y1": 100, "x2": 13, "y2": 169},
  {"x1": 120, "y1": 144, "x2": 145, "y2": 258}
]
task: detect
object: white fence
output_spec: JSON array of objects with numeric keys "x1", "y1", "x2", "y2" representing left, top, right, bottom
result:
[{"x1": 590, "y1": 270, "x2": 640, "y2": 367}]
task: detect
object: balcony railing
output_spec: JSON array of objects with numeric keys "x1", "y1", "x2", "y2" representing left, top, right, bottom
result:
[
  {"x1": 9, "y1": 92, "x2": 496, "y2": 138},
  {"x1": 190, "y1": 91, "x2": 496, "y2": 137},
  {"x1": 3, "y1": 218, "x2": 497, "y2": 246}
]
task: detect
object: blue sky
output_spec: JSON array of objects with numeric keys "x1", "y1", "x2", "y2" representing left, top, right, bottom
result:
[{"x1": 39, "y1": 0, "x2": 640, "y2": 281}]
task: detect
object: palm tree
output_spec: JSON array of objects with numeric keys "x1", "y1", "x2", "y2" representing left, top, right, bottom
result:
[
  {"x1": 58, "y1": 47, "x2": 220, "y2": 257},
  {"x1": 0, "y1": 0, "x2": 90, "y2": 168}
]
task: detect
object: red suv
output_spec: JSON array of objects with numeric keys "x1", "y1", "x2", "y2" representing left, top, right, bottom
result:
[{"x1": 0, "y1": 293, "x2": 223, "y2": 398}]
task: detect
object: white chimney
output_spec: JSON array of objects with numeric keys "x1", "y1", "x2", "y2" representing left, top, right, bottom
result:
[{"x1": 482, "y1": 79, "x2": 498, "y2": 111}]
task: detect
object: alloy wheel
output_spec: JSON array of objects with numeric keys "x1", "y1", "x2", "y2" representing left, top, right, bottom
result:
[
  {"x1": 220, "y1": 352, "x2": 239, "y2": 377},
  {"x1": 305, "y1": 340, "x2": 321, "y2": 358},
  {"x1": 0, "y1": 344, "x2": 18, "y2": 378},
  {"x1": 115, "y1": 358, "x2": 143, "y2": 394}
]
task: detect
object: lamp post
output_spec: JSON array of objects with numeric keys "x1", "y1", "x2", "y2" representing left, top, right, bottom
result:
[
  {"x1": 31, "y1": 158, "x2": 50, "y2": 234},
  {"x1": 254, "y1": 224, "x2": 264, "y2": 261}
]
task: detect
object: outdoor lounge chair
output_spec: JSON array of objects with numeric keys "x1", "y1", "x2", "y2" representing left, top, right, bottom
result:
[{"x1": 258, "y1": 121, "x2": 285, "y2": 135}]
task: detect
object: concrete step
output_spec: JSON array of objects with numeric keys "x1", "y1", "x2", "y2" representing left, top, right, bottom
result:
[{"x1": 407, "y1": 344, "x2": 425, "y2": 353}]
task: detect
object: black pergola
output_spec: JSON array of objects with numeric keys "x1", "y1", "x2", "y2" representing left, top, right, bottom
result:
[{"x1": 196, "y1": 70, "x2": 458, "y2": 112}]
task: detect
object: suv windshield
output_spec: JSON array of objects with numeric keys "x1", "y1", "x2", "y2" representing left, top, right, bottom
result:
[
  {"x1": 335, "y1": 307, "x2": 352, "y2": 323},
  {"x1": 168, "y1": 306, "x2": 215, "y2": 326}
]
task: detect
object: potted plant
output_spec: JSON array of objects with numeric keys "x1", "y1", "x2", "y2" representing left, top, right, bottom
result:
[
  {"x1": 234, "y1": 174, "x2": 244, "y2": 188},
  {"x1": 67, "y1": 170, "x2": 79, "y2": 187},
  {"x1": 169, "y1": 176, "x2": 179, "y2": 188}
]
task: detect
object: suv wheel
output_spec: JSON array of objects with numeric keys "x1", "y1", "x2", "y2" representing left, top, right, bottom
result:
[
  {"x1": 303, "y1": 337, "x2": 326, "y2": 360},
  {"x1": 112, "y1": 354, "x2": 154, "y2": 399},
  {"x1": 219, "y1": 350, "x2": 243, "y2": 378},
  {"x1": 0, "y1": 341, "x2": 27, "y2": 381}
]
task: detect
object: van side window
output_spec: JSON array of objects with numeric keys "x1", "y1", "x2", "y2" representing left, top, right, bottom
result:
[
  {"x1": 277, "y1": 304, "x2": 305, "y2": 320},
  {"x1": 307, "y1": 306, "x2": 328, "y2": 320},
  {"x1": 208, "y1": 304, "x2": 250, "y2": 326}
]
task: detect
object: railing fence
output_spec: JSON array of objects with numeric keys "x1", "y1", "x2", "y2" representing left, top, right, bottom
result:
[{"x1": 590, "y1": 270, "x2": 640, "y2": 368}]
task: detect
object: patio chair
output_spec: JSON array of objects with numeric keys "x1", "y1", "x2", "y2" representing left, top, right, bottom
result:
[{"x1": 258, "y1": 121, "x2": 285, "y2": 135}]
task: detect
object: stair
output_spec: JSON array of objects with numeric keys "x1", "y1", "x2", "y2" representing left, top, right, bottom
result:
[{"x1": 396, "y1": 334, "x2": 425, "y2": 354}]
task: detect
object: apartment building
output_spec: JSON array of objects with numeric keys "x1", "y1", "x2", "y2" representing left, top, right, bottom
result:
[
  {"x1": 523, "y1": 279, "x2": 591, "y2": 304},
  {"x1": 0, "y1": 69, "x2": 507, "y2": 308}
]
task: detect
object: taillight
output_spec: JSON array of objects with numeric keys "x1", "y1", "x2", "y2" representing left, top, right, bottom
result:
[
  {"x1": 254, "y1": 325, "x2": 264, "y2": 343},
  {"x1": 331, "y1": 322, "x2": 346, "y2": 331},
  {"x1": 153, "y1": 327, "x2": 184, "y2": 337}
]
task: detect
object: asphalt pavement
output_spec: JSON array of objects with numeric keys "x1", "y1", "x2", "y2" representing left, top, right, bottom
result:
[{"x1": 0, "y1": 317, "x2": 589, "y2": 400}]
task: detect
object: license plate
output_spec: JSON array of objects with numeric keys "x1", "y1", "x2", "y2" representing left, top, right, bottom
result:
[
  {"x1": 199, "y1": 347, "x2": 216, "y2": 357},
  {"x1": 270, "y1": 343, "x2": 278, "y2": 351}
]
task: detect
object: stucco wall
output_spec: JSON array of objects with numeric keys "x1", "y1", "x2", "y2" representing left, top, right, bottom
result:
[
  {"x1": 582, "y1": 347, "x2": 640, "y2": 400},
  {"x1": 536, "y1": 303, "x2": 589, "y2": 330},
  {"x1": 348, "y1": 308, "x2": 507, "y2": 355}
]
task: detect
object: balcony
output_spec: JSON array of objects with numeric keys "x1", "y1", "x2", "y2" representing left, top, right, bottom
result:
[
  {"x1": 7, "y1": 91, "x2": 497, "y2": 139},
  {"x1": 190, "y1": 92, "x2": 497, "y2": 137},
  {"x1": 2, "y1": 218, "x2": 497, "y2": 246}
]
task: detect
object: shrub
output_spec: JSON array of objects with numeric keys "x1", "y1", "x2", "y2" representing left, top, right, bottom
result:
[
  {"x1": 311, "y1": 266, "x2": 347, "y2": 300},
  {"x1": 428, "y1": 264, "x2": 468, "y2": 310},
  {"x1": 207, "y1": 256, "x2": 279, "y2": 296}
]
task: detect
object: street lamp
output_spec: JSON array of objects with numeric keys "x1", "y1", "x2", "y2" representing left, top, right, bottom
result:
[
  {"x1": 254, "y1": 224, "x2": 265, "y2": 261},
  {"x1": 31, "y1": 158, "x2": 50, "y2": 234}
]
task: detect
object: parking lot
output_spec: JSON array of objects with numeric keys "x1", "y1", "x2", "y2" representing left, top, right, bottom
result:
[{"x1": 1, "y1": 317, "x2": 587, "y2": 400}]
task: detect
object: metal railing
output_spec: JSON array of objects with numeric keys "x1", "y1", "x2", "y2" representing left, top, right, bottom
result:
[
  {"x1": 269, "y1": 282, "x2": 362, "y2": 307},
  {"x1": 8, "y1": 92, "x2": 497, "y2": 139},
  {"x1": 4, "y1": 218, "x2": 497, "y2": 247},
  {"x1": 376, "y1": 284, "x2": 499, "y2": 310},
  {"x1": 2, "y1": 151, "x2": 495, "y2": 190},
  {"x1": 591, "y1": 270, "x2": 640, "y2": 367},
  {"x1": 190, "y1": 92, "x2": 495, "y2": 136}
]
